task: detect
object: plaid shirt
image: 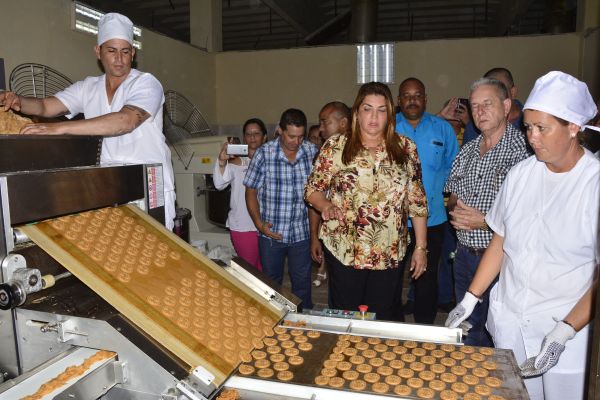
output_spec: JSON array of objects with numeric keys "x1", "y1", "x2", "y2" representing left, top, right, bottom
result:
[
  {"x1": 243, "y1": 139, "x2": 318, "y2": 243},
  {"x1": 444, "y1": 124, "x2": 530, "y2": 249}
]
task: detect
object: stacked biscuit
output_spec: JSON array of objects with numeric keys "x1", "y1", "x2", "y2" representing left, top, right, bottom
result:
[
  {"x1": 0, "y1": 109, "x2": 31, "y2": 134},
  {"x1": 44, "y1": 206, "x2": 278, "y2": 367},
  {"x1": 237, "y1": 326, "x2": 321, "y2": 382},
  {"x1": 313, "y1": 335, "x2": 504, "y2": 399},
  {"x1": 21, "y1": 350, "x2": 115, "y2": 400}
]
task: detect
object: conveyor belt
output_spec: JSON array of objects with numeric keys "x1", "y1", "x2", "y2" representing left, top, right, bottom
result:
[{"x1": 20, "y1": 205, "x2": 285, "y2": 387}]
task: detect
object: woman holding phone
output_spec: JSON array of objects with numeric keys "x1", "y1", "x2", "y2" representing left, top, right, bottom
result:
[{"x1": 213, "y1": 118, "x2": 267, "y2": 270}]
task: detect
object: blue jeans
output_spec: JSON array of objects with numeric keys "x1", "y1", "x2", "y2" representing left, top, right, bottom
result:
[
  {"x1": 259, "y1": 237, "x2": 313, "y2": 309},
  {"x1": 454, "y1": 245, "x2": 494, "y2": 347}
]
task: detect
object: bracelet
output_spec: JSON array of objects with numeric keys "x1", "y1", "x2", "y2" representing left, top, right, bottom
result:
[
  {"x1": 414, "y1": 245, "x2": 428, "y2": 254},
  {"x1": 467, "y1": 289, "x2": 482, "y2": 302},
  {"x1": 562, "y1": 319, "x2": 575, "y2": 329}
]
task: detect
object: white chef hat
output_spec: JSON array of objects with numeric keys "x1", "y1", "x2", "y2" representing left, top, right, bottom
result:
[
  {"x1": 97, "y1": 13, "x2": 133, "y2": 46},
  {"x1": 524, "y1": 71, "x2": 597, "y2": 129}
]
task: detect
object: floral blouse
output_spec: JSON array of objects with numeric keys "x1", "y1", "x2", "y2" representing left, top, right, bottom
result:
[{"x1": 304, "y1": 134, "x2": 427, "y2": 270}]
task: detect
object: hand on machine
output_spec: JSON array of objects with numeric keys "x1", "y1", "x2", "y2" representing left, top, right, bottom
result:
[
  {"x1": 519, "y1": 319, "x2": 575, "y2": 377},
  {"x1": 444, "y1": 291, "x2": 481, "y2": 333}
]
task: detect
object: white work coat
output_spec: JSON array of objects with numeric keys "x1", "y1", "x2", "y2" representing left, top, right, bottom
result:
[
  {"x1": 55, "y1": 69, "x2": 176, "y2": 229},
  {"x1": 485, "y1": 151, "x2": 599, "y2": 373}
]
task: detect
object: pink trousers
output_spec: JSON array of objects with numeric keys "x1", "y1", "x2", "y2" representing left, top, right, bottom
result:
[{"x1": 230, "y1": 230, "x2": 263, "y2": 271}]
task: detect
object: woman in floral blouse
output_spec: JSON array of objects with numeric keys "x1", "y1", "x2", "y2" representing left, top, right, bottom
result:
[{"x1": 304, "y1": 82, "x2": 428, "y2": 321}]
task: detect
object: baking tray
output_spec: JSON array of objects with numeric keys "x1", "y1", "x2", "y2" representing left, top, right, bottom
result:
[{"x1": 232, "y1": 328, "x2": 529, "y2": 399}]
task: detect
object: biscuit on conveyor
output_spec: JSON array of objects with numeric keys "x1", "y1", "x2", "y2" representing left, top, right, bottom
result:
[
  {"x1": 462, "y1": 374, "x2": 479, "y2": 385},
  {"x1": 363, "y1": 372, "x2": 381, "y2": 383},
  {"x1": 439, "y1": 389, "x2": 458, "y2": 400},
  {"x1": 416, "y1": 387, "x2": 435, "y2": 399},
  {"x1": 257, "y1": 368, "x2": 274, "y2": 378},
  {"x1": 356, "y1": 363, "x2": 373, "y2": 374},
  {"x1": 314, "y1": 375, "x2": 329, "y2": 386},
  {"x1": 389, "y1": 359, "x2": 405, "y2": 369},
  {"x1": 482, "y1": 360, "x2": 497, "y2": 370},
  {"x1": 321, "y1": 368, "x2": 337, "y2": 377},
  {"x1": 376, "y1": 366, "x2": 393, "y2": 376},
  {"x1": 349, "y1": 379, "x2": 367, "y2": 391},
  {"x1": 418, "y1": 370, "x2": 435, "y2": 381},
  {"x1": 485, "y1": 376, "x2": 502, "y2": 387},
  {"x1": 342, "y1": 370, "x2": 359, "y2": 381},
  {"x1": 472, "y1": 367, "x2": 489, "y2": 378},
  {"x1": 238, "y1": 364, "x2": 254, "y2": 375},
  {"x1": 479, "y1": 347, "x2": 495, "y2": 356},
  {"x1": 407, "y1": 377, "x2": 424, "y2": 388},
  {"x1": 394, "y1": 384, "x2": 412, "y2": 396},
  {"x1": 428, "y1": 379, "x2": 446, "y2": 391},
  {"x1": 440, "y1": 372, "x2": 457, "y2": 383},
  {"x1": 349, "y1": 355, "x2": 365, "y2": 365},
  {"x1": 298, "y1": 342, "x2": 313, "y2": 351},
  {"x1": 288, "y1": 355, "x2": 304, "y2": 366},
  {"x1": 371, "y1": 382, "x2": 390, "y2": 393},
  {"x1": 369, "y1": 357, "x2": 384, "y2": 367},
  {"x1": 276, "y1": 370, "x2": 293, "y2": 381},
  {"x1": 474, "y1": 384, "x2": 492, "y2": 396},
  {"x1": 269, "y1": 353, "x2": 285, "y2": 363},
  {"x1": 451, "y1": 382, "x2": 469, "y2": 394},
  {"x1": 336, "y1": 361, "x2": 352, "y2": 371},
  {"x1": 398, "y1": 368, "x2": 414, "y2": 379},
  {"x1": 384, "y1": 374, "x2": 401, "y2": 385},
  {"x1": 284, "y1": 347, "x2": 299, "y2": 357},
  {"x1": 328, "y1": 377, "x2": 345, "y2": 388},
  {"x1": 430, "y1": 363, "x2": 445, "y2": 374},
  {"x1": 464, "y1": 393, "x2": 482, "y2": 400}
]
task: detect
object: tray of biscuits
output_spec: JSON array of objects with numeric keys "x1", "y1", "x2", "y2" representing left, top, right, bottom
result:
[
  {"x1": 235, "y1": 329, "x2": 529, "y2": 399},
  {"x1": 21, "y1": 205, "x2": 285, "y2": 387}
]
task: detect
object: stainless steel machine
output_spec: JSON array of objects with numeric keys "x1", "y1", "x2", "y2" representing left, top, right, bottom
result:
[{"x1": 0, "y1": 135, "x2": 532, "y2": 400}]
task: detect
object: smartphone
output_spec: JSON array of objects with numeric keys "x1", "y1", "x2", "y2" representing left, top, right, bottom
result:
[
  {"x1": 226, "y1": 144, "x2": 248, "y2": 156},
  {"x1": 457, "y1": 98, "x2": 469, "y2": 108}
]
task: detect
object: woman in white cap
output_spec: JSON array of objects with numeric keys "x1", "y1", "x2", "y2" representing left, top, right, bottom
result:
[
  {"x1": 445, "y1": 71, "x2": 599, "y2": 400},
  {"x1": 0, "y1": 13, "x2": 176, "y2": 230}
]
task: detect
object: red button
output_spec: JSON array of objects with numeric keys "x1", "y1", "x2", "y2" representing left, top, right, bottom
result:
[{"x1": 358, "y1": 305, "x2": 368, "y2": 313}]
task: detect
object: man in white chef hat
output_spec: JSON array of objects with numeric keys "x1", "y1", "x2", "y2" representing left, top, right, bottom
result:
[
  {"x1": 446, "y1": 71, "x2": 599, "y2": 400},
  {"x1": 0, "y1": 13, "x2": 176, "y2": 230}
]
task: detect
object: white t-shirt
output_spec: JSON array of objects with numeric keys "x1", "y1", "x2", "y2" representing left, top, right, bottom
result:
[
  {"x1": 485, "y1": 150, "x2": 599, "y2": 371},
  {"x1": 212, "y1": 158, "x2": 256, "y2": 232},
  {"x1": 55, "y1": 69, "x2": 174, "y2": 193}
]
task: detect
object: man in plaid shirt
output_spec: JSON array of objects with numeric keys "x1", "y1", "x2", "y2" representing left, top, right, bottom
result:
[
  {"x1": 244, "y1": 108, "x2": 318, "y2": 309},
  {"x1": 444, "y1": 77, "x2": 530, "y2": 346}
]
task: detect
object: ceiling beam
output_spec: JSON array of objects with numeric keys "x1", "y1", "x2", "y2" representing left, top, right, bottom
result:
[
  {"x1": 486, "y1": 0, "x2": 537, "y2": 36},
  {"x1": 260, "y1": 0, "x2": 325, "y2": 36}
]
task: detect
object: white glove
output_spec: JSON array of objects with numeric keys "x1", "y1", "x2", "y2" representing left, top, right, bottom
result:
[
  {"x1": 444, "y1": 291, "x2": 480, "y2": 329},
  {"x1": 520, "y1": 320, "x2": 576, "y2": 378}
]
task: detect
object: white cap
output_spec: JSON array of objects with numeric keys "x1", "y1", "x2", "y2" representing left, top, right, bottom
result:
[
  {"x1": 524, "y1": 71, "x2": 597, "y2": 128},
  {"x1": 97, "y1": 13, "x2": 133, "y2": 46}
]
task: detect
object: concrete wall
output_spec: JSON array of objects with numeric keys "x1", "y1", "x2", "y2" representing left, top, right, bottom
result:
[
  {"x1": 0, "y1": 0, "x2": 216, "y2": 124},
  {"x1": 215, "y1": 33, "x2": 583, "y2": 126},
  {"x1": 0, "y1": 0, "x2": 591, "y2": 130}
]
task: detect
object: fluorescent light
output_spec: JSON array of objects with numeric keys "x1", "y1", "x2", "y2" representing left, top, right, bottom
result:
[
  {"x1": 356, "y1": 43, "x2": 394, "y2": 84},
  {"x1": 73, "y1": 2, "x2": 143, "y2": 49}
]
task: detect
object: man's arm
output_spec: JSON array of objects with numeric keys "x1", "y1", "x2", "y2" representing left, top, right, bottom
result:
[
  {"x1": 1, "y1": 92, "x2": 68, "y2": 118},
  {"x1": 245, "y1": 187, "x2": 283, "y2": 240},
  {"x1": 20, "y1": 104, "x2": 151, "y2": 136}
]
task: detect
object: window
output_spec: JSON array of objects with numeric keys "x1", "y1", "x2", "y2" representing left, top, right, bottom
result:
[
  {"x1": 356, "y1": 43, "x2": 394, "y2": 84},
  {"x1": 72, "y1": 2, "x2": 143, "y2": 50}
]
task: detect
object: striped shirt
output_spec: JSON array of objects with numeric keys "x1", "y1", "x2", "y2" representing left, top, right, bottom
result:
[
  {"x1": 444, "y1": 123, "x2": 530, "y2": 249},
  {"x1": 243, "y1": 139, "x2": 318, "y2": 243}
]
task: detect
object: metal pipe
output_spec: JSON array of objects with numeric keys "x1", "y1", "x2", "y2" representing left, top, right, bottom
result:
[{"x1": 349, "y1": 0, "x2": 378, "y2": 43}]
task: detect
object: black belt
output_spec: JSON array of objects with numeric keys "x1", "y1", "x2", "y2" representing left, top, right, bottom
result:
[{"x1": 458, "y1": 243, "x2": 486, "y2": 257}]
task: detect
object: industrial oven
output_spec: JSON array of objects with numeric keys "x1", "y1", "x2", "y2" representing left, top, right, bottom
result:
[{"x1": 0, "y1": 135, "x2": 531, "y2": 400}]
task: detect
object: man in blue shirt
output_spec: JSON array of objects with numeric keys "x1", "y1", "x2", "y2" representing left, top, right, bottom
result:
[
  {"x1": 395, "y1": 78, "x2": 459, "y2": 324},
  {"x1": 244, "y1": 108, "x2": 318, "y2": 309},
  {"x1": 463, "y1": 67, "x2": 524, "y2": 145}
]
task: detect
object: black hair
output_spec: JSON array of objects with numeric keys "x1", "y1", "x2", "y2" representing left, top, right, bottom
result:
[
  {"x1": 279, "y1": 108, "x2": 307, "y2": 131},
  {"x1": 242, "y1": 118, "x2": 267, "y2": 135}
]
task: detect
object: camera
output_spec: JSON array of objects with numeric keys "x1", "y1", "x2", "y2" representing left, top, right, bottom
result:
[
  {"x1": 457, "y1": 98, "x2": 469, "y2": 109},
  {"x1": 226, "y1": 144, "x2": 248, "y2": 156}
]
